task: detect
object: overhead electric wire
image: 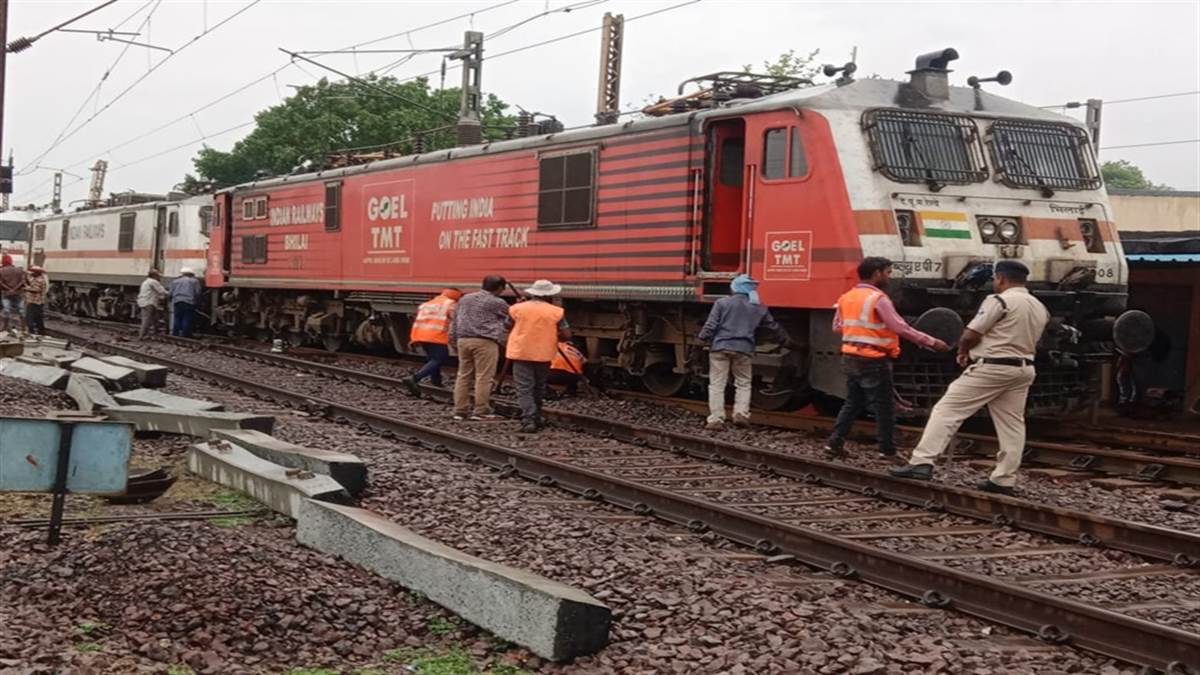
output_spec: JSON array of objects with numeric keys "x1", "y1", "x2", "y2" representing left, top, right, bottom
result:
[
  {"x1": 1100, "y1": 139, "x2": 1200, "y2": 150},
  {"x1": 18, "y1": 0, "x2": 264, "y2": 177},
  {"x1": 389, "y1": 0, "x2": 702, "y2": 84},
  {"x1": 1041, "y1": 90, "x2": 1200, "y2": 109},
  {"x1": 17, "y1": 0, "x2": 161, "y2": 178}
]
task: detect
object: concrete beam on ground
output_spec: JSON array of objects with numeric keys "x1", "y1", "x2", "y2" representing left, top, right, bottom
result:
[
  {"x1": 113, "y1": 388, "x2": 223, "y2": 412},
  {"x1": 211, "y1": 429, "x2": 367, "y2": 497},
  {"x1": 66, "y1": 374, "x2": 119, "y2": 412},
  {"x1": 100, "y1": 355, "x2": 168, "y2": 388},
  {"x1": 188, "y1": 441, "x2": 349, "y2": 518},
  {"x1": 104, "y1": 406, "x2": 274, "y2": 436},
  {"x1": 24, "y1": 336, "x2": 69, "y2": 350},
  {"x1": 0, "y1": 358, "x2": 70, "y2": 389},
  {"x1": 23, "y1": 346, "x2": 83, "y2": 368},
  {"x1": 296, "y1": 500, "x2": 611, "y2": 662},
  {"x1": 71, "y1": 356, "x2": 138, "y2": 390}
]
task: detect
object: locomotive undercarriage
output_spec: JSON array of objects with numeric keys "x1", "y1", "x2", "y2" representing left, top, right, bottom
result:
[
  {"x1": 47, "y1": 281, "x2": 142, "y2": 322},
  {"x1": 207, "y1": 284, "x2": 1123, "y2": 417}
]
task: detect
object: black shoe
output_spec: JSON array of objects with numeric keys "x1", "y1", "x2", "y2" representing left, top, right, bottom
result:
[
  {"x1": 889, "y1": 464, "x2": 933, "y2": 480},
  {"x1": 878, "y1": 447, "x2": 898, "y2": 458},
  {"x1": 976, "y1": 479, "x2": 1016, "y2": 496},
  {"x1": 824, "y1": 438, "x2": 846, "y2": 459},
  {"x1": 520, "y1": 421, "x2": 538, "y2": 433},
  {"x1": 401, "y1": 376, "x2": 421, "y2": 398}
]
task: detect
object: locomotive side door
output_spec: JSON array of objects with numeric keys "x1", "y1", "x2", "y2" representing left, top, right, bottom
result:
[
  {"x1": 152, "y1": 206, "x2": 167, "y2": 272},
  {"x1": 700, "y1": 118, "x2": 747, "y2": 274}
]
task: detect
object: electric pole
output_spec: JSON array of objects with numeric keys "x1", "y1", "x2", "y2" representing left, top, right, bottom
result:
[
  {"x1": 452, "y1": 31, "x2": 483, "y2": 146},
  {"x1": 0, "y1": 0, "x2": 11, "y2": 199},
  {"x1": 1085, "y1": 98, "x2": 1102, "y2": 150},
  {"x1": 595, "y1": 12, "x2": 624, "y2": 125},
  {"x1": 51, "y1": 171, "x2": 62, "y2": 213}
]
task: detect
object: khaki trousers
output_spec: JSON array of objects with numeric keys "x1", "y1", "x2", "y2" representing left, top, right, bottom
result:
[
  {"x1": 910, "y1": 363, "x2": 1037, "y2": 487},
  {"x1": 707, "y1": 351, "x2": 753, "y2": 423},
  {"x1": 453, "y1": 337, "x2": 500, "y2": 416}
]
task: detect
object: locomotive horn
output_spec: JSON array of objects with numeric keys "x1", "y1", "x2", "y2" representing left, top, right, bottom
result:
[{"x1": 967, "y1": 71, "x2": 1013, "y2": 88}]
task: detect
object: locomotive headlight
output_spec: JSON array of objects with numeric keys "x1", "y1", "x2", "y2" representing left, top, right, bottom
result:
[
  {"x1": 980, "y1": 221, "x2": 998, "y2": 238},
  {"x1": 999, "y1": 221, "x2": 1019, "y2": 242}
]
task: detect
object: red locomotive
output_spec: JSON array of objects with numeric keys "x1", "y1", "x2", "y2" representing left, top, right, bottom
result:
[{"x1": 71, "y1": 51, "x2": 1152, "y2": 415}]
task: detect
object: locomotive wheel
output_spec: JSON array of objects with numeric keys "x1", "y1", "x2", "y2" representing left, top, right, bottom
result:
[
  {"x1": 321, "y1": 333, "x2": 345, "y2": 353},
  {"x1": 642, "y1": 363, "x2": 688, "y2": 398}
]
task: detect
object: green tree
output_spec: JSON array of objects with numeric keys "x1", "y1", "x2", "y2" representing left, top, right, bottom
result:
[
  {"x1": 1101, "y1": 159, "x2": 1172, "y2": 191},
  {"x1": 183, "y1": 75, "x2": 514, "y2": 189},
  {"x1": 743, "y1": 48, "x2": 821, "y2": 80}
]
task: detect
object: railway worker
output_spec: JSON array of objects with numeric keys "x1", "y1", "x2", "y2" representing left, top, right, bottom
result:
[
  {"x1": 138, "y1": 270, "x2": 169, "y2": 340},
  {"x1": 548, "y1": 340, "x2": 587, "y2": 397},
  {"x1": 0, "y1": 254, "x2": 26, "y2": 335},
  {"x1": 698, "y1": 274, "x2": 793, "y2": 430},
  {"x1": 449, "y1": 275, "x2": 510, "y2": 420},
  {"x1": 404, "y1": 288, "x2": 463, "y2": 395},
  {"x1": 506, "y1": 279, "x2": 571, "y2": 433},
  {"x1": 827, "y1": 257, "x2": 950, "y2": 458},
  {"x1": 169, "y1": 268, "x2": 203, "y2": 338},
  {"x1": 890, "y1": 260, "x2": 1050, "y2": 495},
  {"x1": 23, "y1": 266, "x2": 48, "y2": 336}
]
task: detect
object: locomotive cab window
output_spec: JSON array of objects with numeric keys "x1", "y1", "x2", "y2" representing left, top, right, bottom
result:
[
  {"x1": 167, "y1": 211, "x2": 179, "y2": 236},
  {"x1": 537, "y1": 148, "x2": 596, "y2": 229},
  {"x1": 762, "y1": 127, "x2": 809, "y2": 180},
  {"x1": 862, "y1": 109, "x2": 987, "y2": 187},
  {"x1": 60, "y1": 220, "x2": 69, "y2": 249},
  {"x1": 241, "y1": 234, "x2": 268, "y2": 264},
  {"x1": 34, "y1": 223, "x2": 45, "y2": 241},
  {"x1": 199, "y1": 206, "x2": 213, "y2": 236},
  {"x1": 118, "y1": 213, "x2": 136, "y2": 252},
  {"x1": 989, "y1": 120, "x2": 1101, "y2": 193},
  {"x1": 255, "y1": 196, "x2": 269, "y2": 220},
  {"x1": 242, "y1": 198, "x2": 254, "y2": 220}
]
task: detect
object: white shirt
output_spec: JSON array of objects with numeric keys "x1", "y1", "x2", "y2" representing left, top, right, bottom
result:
[{"x1": 137, "y1": 278, "x2": 168, "y2": 308}]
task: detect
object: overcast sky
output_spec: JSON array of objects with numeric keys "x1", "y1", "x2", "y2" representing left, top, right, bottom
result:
[{"x1": 7, "y1": 0, "x2": 1199, "y2": 208}]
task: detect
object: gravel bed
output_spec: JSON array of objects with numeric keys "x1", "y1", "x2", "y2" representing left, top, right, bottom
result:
[
  {"x1": 934, "y1": 548, "x2": 1144, "y2": 578},
  {"x1": 23, "y1": 325, "x2": 1166, "y2": 672},
  {"x1": 550, "y1": 396, "x2": 1200, "y2": 531}
]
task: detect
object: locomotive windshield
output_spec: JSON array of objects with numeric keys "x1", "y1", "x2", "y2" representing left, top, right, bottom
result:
[
  {"x1": 862, "y1": 109, "x2": 988, "y2": 187},
  {"x1": 989, "y1": 119, "x2": 1102, "y2": 192}
]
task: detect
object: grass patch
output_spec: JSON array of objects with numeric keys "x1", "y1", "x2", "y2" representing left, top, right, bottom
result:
[
  {"x1": 74, "y1": 642, "x2": 102, "y2": 653},
  {"x1": 210, "y1": 489, "x2": 257, "y2": 511},
  {"x1": 209, "y1": 515, "x2": 253, "y2": 528},
  {"x1": 425, "y1": 616, "x2": 457, "y2": 636},
  {"x1": 351, "y1": 669, "x2": 386, "y2": 675},
  {"x1": 286, "y1": 669, "x2": 339, "y2": 675},
  {"x1": 487, "y1": 665, "x2": 532, "y2": 675},
  {"x1": 75, "y1": 621, "x2": 110, "y2": 636},
  {"x1": 167, "y1": 666, "x2": 195, "y2": 675}
]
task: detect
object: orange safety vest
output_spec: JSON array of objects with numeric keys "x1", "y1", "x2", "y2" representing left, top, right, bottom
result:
[
  {"x1": 506, "y1": 300, "x2": 565, "y2": 362},
  {"x1": 837, "y1": 286, "x2": 900, "y2": 359},
  {"x1": 551, "y1": 341, "x2": 586, "y2": 374},
  {"x1": 410, "y1": 295, "x2": 457, "y2": 345}
]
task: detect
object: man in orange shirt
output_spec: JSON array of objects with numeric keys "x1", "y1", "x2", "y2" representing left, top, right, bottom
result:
[
  {"x1": 548, "y1": 340, "x2": 587, "y2": 396},
  {"x1": 827, "y1": 257, "x2": 949, "y2": 458},
  {"x1": 404, "y1": 288, "x2": 462, "y2": 395},
  {"x1": 506, "y1": 279, "x2": 571, "y2": 432}
]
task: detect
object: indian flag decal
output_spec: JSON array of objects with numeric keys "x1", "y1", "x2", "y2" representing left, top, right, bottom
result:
[{"x1": 919, "y1": 211, "x2": 972, "y2": 239}]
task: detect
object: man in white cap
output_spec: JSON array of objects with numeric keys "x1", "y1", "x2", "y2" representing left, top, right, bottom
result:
[
  {"x1": 137, "y1": 269, "x2": 169, "y2": 339},
  {"x1": 505, "y1": 279, "x2": 571, "y2": 432},
  {"x1": 169, "y1": 267, "x2": 203, "y2": 337}
]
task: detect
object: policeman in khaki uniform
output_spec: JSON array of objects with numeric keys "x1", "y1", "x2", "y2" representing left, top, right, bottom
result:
[{"x1": 890, "y1": 260, "x2": 1050, "y2": 494}]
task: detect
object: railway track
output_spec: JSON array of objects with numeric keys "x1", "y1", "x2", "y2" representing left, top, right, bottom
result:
[{"x1": 43, "y1": 321, "x2": 1200, "y2": 672}]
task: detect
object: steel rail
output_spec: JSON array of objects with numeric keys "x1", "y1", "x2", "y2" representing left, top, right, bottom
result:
[
  {"x1": 49, "y1": 327, "x2": 1200, "y2": 672},
  {"x1": 615, "y1": 391, "x2": 1200, "y2": 486},
  {"x1": 54, "y1": 325, "x2": 1200, "y2": 564},
  {"x1": 1031, "y1": 422, "x2": 1200, "y2": 458}
]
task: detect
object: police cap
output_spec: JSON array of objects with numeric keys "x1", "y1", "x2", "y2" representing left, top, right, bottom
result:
[{"x1": 993, "y1": 259, "x2": 1029, "y2": 279}]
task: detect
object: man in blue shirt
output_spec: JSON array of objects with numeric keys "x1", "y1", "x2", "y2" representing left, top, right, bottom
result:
[
  {"x1": 697, "y1": 274, "x2": 792, "y2": 430},
  {"x1": 169, "y1": 267, "x2": 203, "y2": 337}
]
